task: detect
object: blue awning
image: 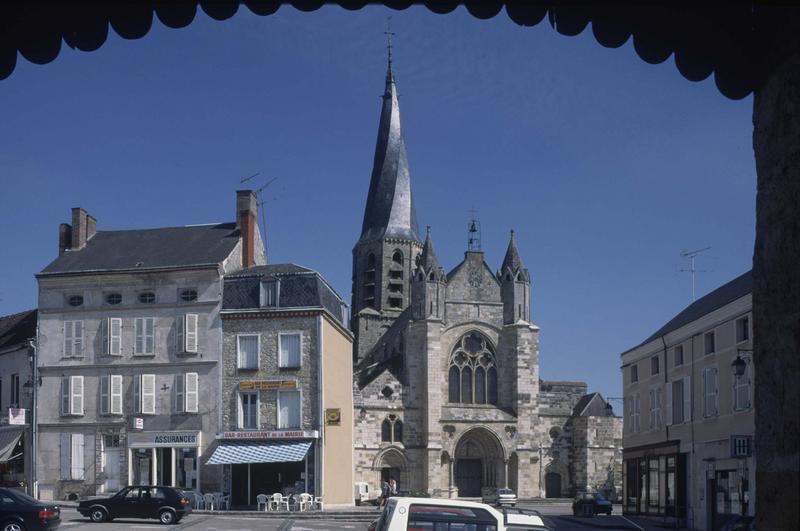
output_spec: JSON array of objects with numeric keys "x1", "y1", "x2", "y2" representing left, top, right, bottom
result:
[{"x1": 206, "y1": 441, "x2": 312, "y2": 465}]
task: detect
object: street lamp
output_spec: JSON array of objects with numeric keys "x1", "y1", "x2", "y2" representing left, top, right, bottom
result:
[{"x1": 732, "y1": 349, "x2": 753, "y2": 377}]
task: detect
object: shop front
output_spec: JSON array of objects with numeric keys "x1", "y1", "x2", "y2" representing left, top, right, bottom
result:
[
  {"x1": 0, "y1": 426, "x2": 27, "y2": 491},
  {"x1": 127, "y1": 431, "x2": 201, "y2": 491},
  {"x1": 623, "y1": 441, "x2": 687, "y2": 518},
  {"x1": 207, "y1": 430, "x2": 318, "y2": 508}
]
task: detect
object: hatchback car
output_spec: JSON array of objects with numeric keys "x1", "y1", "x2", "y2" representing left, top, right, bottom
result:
[
  {"x1": 0, "y1": 488, "x2": 61, "y2": 531},
  {"x1": 482, "y1": 488, "x2": 518, "y2": 507},
  {"x1": 77, "y1": 486, "x2": 190, "y2": 525},
  {"x1": 572, "y1": 493, "x2": 613, "y2": 516}
]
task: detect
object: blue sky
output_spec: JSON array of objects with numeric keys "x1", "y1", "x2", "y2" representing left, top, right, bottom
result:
[{"x1": 0, "y1": 5, "x2": 755, "y2": 403}]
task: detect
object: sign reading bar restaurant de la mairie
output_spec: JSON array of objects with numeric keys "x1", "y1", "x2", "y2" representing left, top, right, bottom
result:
[{"x1": 219, "y1": 430, "x2": 319, "y2": 440}]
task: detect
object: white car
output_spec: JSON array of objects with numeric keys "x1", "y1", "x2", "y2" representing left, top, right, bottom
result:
[{"x1": 369, "y1": 497, "x2": 548, "y2": 531}]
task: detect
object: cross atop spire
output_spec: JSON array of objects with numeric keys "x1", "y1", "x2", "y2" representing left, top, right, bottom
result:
[{"x1": 384, "y1": 16, "x2": 395, "y2": 77}]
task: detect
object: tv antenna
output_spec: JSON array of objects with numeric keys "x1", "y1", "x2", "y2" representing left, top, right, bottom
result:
[
  {"x1": 238, "y1": 172, "x2": 280, "y2": 262},
  {"x1": 679, "y1": 247, "x2": 711, "y2": 302},
  {"x1": 467, "y1": 207, "x2": 481, "y2": 251}
]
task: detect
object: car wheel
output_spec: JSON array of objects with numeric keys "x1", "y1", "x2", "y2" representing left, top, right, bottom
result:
[
  {"x1": 2, "y1": 521, "x2": 26, "y2": 531},
  {"x1": 90, "y1": 508, "x2": 108, "y2": 523},
  {"x1": 159, "y1": 509, "x2": 177, "y2": 525}
]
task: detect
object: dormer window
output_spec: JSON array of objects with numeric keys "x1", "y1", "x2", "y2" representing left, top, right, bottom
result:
[
  {"x1": 67, "y1": 295, "x2": 84, "y2": 307},
  {"x1": 261, "y1": 280, "x2": 279, "y2": 307}
]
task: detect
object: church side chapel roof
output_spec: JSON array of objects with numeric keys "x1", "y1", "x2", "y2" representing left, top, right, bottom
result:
[
  {"x1": 355, "y1": 307, "x2": 413, "y2": 389},
  {"x1": 358, "y1": 60, "x2": 421, "y2": 243},
  {"x1": 572, "y1": 392, "x2": 613, "y2": 417},
  {"x1": 222, "y1": 263, "x2": 348, "y2": 327},
  {"x1": 0, "y1": 309, "x2": 37, "y2": 351}
]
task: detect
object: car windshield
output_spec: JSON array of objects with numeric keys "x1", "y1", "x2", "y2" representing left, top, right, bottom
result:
[
  {"x1": 7, "y1": 490, "x2": 39, "y2": 504},
  {"x1": 498, "y1": 489, "x2": 513, "y2": 494}
]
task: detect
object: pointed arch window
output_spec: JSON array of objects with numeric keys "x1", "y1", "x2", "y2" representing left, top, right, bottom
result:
[
  {"x1": 381, "y1": 415, "x2": 403, "y2": 443},
  {"x1": 363, "y1": 253, "x2": 377, "y2": 309},
  {"x1": 448, "y1": 332, "x2": 498, "y2": 405}
]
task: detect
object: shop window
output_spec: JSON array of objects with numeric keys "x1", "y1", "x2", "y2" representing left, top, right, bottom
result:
[
  {"x1": 736, "y1": 316, "x2": 750, "y2": 343},
  {"x1": 237, "y1": 334, "x2": 260, "y2": 369},
  {"x1": 279, "y1": 333, "x2": 301, "y2": 368},
  {"x1": 134, "y1": 317, "x2": 155, "y2": 355},
  {"x1": 447, "y1": 332, "x2": 498, "y2": 405},
  {"x1": 63, "y1": 320, "x2": 84, "y2": 358},
  {"x1": 278, "y1": 390, "x2": 301, "y2": 429},
  {"x1": 239, "y1": 392, "x2": 258, "y2": 429}
]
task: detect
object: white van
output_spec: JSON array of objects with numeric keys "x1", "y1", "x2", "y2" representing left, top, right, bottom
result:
[{"x1": 369, "y1": 497, "x2": 548, "y2": 531}]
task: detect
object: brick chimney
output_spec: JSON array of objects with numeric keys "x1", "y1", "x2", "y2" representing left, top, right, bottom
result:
[
  {"x1": 58, "y1": 223, "x2": 72, "y2": 255},
  {"x1": 236, "y1": 190, "x2": 257, "y2": 268},
  {"x1": 71, "y1": 208, "x2": 88, "y2": 250}
]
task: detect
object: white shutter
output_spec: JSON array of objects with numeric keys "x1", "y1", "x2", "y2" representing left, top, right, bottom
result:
[
  {"x1": 712, "y1": 367, "x2": 719, "y2": 415},
  {"x1": 145, "y1": 318, "x2": 155, "y2": 354},
  {"x1": 64, "y1": 321, "x2": 74, "y2": 357},
  {"x1": 665, "y1": 382, "x2": 673, "y2": 426},
  {"x1": 185, "y1": 373, "x2": 199, "y2": 413},
  {"x1": 142, "y1": 374, "x2": 156, "y2": 414},
  {"x1": 71, "y1": 433, "x2": 85, "y2": 480},
  {"x1": 71, "y1": 375, "x2": 84, "y2": 415},
  {"x1": 61, "y1": 377, "x2": 70, "y2": 415},
  {"x1": 110, "y1": 375, "x2": 123, "y2": 414},
  {"x1": 185, "y1": 314, "x2": 198, "y2": 353},
  {"x1": 135, "y1": 318, "x2": 144, "y2": 354},
  {"x1": 683, "y1": 376, "x2": 691, "y2": 423},
  {"x1": 635, "y1": 394, "x2": 641, "y2": 433},
  {"x1": 175, "y1": 374, "x2": 185, "y2": 413},
  {"x1": 100, "y1": 434, "x2": 106, "y2": 472},
  {"x1": 73, "y1": 321, "x2": 84, "y2": 357},
  {"x1": 109, "y1": 318, "x2": 122, "y2": 355},
  {"x1": 134, "y1": 375, "x2": 141, "y2": 413},
  {"x1": 60, "y1": 433, "x2": 70, "y2": 480},
  {"x1": 100, "y1": 375, "x2": 110, "y2": 415},
  {"x1": 237, "y1": 393, "x2": 244, "y2": 428}
]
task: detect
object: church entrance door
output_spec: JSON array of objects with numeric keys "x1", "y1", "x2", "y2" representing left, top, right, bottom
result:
[
  {"x1": 545, "y1": 472, "x2": 562, "y2": 498},
  {"x1": 455, "y1": 459, "x2": 482, "y2": 496}
]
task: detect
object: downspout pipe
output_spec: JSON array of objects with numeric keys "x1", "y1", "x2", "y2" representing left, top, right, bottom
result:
[{"x1": 661, "y1": 335, "x2": 669, "y2": 443}]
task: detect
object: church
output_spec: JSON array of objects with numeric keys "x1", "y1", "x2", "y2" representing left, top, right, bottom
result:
[{"x1": 350, "y1": 58, "x2": 622, "y2": 499}]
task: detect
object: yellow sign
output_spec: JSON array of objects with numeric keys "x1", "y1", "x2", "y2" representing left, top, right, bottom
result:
[
  {"x1": 325, "y1": 408, "x2": 341, "y2": 425},
  {"x1": 239, "y1": 380, "x2": 297, "y2": 391}
]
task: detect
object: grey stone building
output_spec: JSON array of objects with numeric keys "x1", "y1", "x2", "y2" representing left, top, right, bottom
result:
[
  {"x1": 34, "y1": 190, "x2": 265, "y2": 501},
  {"x1": 207, "y1": 264, "x2": 355, "y2": 507},
  {"x1": 351, "y1": 61, "x2": 622, "y2": 499}
]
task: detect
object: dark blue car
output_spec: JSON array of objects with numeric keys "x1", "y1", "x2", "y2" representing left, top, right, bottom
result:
[{"x1": 0, "y1": 488, "x2": 61, "y2": 531}]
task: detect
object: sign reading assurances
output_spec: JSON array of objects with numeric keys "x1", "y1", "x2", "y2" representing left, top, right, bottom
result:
[
  {"x1": 239, "y1": 380, "x2": 297, "y2": 391},
  {"x1": 127, "y1": 431, "x2": 201, "y2": 448},
  {"x1": 219, "y1": 430, "x2": 319, "y2": 440}
]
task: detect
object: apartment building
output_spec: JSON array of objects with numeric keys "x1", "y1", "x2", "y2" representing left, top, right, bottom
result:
[
  {"x1": 621, "y1": 271, "x2": 753, "y2": 531},
  {"x1": 34, "y1": 191, "x2": 265, "y2": 501}
]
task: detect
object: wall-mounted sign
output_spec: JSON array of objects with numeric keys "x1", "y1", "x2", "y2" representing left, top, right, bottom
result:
[
  {"x1": 128, "y1": 431, "x2": 201, "y2": 448},
  {"x1": 325, "y1": 408, "x2": 341, "y2": 426},
  {"x1": 219, "y1": 430, "x2": 319, "y2": 440},
  {"x1": 132, "y1": 417, "x2": 144, "y2": 430},
  {"x1": 8, "y1": 408, "x2": 25, "y2": 425},
  {"x1": 239, "y1": 380, "x2": 297, "y2": 391}
]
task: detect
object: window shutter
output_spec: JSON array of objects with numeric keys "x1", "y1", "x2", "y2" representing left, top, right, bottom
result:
[
  {"x1": 177, "y1": 315, "x2": 185, "y2": 353},
  {"x1": 185, "y1": 314, "x2": 198, "y2": 353},
  {"x1": 635, "y1": 394, "x2": 641, "y2": 433},
  {"x1": 100, "y1": 375, "x2": 110, "y2": 415},
  {"x1": 145, "y1": 318, "x2": 155, "y2": 354},
  {"x1": 60, "y1": 433, "x2": 70, "y2": 480},
  {"x1": 175, "y1": 374, "x2": 185, "y2": 413},
  {"x1": 142, "y1": 374, "x2": 156, "y2": 414},
  {"x1": 71, "y1": 433, "x2": 85, "y2": 480},
  {"x1": 73, "y1": 321, "x2": 83, "y2": 357},
  {"x1": 71, "y1": 375, "x2": 84, "y2": 415},
  {"x1": 99, "y1": 433, "x2": 106, "y2": 472},
  {"x1": 713, "y1": 367, "x2": 719, "y2": 415},
  {"x1": 110, "y1": 318, "x2": 122, "y2": 355},
  {"x1": 110, "y1": 375, "x2": 123, "y2": 414},
  {"x1": 683, "y1": 376, "x2": 691, "y2": 422},
  {"x1": 64, "y1": 321, "x2": 73, "y2": 357},
  {"x1": 185, "y1": 373, "x2": 199, "y2": 413},
  {"x1": 665, "y1": 382, "x2": 672, "y2": 426},
  {"x1": 102, "y1": 319, "x2": 110, "y2": 355},
  {"x1": 61, "y1": 377, "x2": 70, "y2": 415},
  {"x1": 134, "y1": 375, "x2": 141, "y2": 413},
  {"x1": 746, "y1": 365, "x2": 752, "y2": 408},
  {"x1": 237, "y1": 394, "x2": 244, "y2": 428},
  {"x1": 135, "y1": 318, "x2": 144, "y2": 354}
]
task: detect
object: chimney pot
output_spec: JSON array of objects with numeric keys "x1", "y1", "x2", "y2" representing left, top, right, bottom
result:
[{"x1": 236, "y1": 190, "x2": 258, "y2": 268}]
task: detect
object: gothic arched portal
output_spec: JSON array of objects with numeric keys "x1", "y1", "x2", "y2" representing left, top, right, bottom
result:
[{"x1": 453, "y1": 427, "x2": 506, "y2": 497}]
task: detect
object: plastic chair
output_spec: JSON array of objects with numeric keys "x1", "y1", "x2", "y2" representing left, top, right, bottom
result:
[
  {"x1": 298, "y1": 493, "x2": 313, "y2": 511},
  {"x1": 270, "y1": 493, "x2": 289, "y2": 511},
  {"x1": 203, "y1": 493, "x2": 216, "y2": 511},
  {"x1": 256, "y1": 494, "x2": 269, "y2": 511},
  {"x1": 313, "y1": 496, "x2": 324, "y2": 511},
  {"x1": 219, "y1": 494, "x2": 231, "y2": 511}
]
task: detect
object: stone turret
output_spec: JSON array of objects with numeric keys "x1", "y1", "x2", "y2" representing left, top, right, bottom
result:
[
  {"x1": 498, "y1": 230, "x2": 531, "y2": 324},
  {"x1": 412, "y1": 227, "x2": 446, "y2": 321}
]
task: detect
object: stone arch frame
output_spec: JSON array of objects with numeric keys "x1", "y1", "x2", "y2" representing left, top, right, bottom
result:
[
  {"x1": 543, "y1": 459, "x2": 569, "y2": 499},
  {"x1": 450, "y1": 425, "x2": 510, "y2": 496},
  {"x1": 372, "y1": 446, "x2": 410, "y2": 490},
  {"x1": 452, "y1": 425, "x2": 508, "y2": 462}
]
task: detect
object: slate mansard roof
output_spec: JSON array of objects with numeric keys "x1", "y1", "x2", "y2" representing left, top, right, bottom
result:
[
  {"x1": 222, "y1": 264, "x2": 348, "y2": 328},
  {"x1": 39, "y1": 223, "x2": 241, "y2": 275},
  {"x1": 625, "y1": 270, "x2": 752, "y2": 354},
  {"x1": 0, "y1": 310, "x2": 37, "y2": 351}
]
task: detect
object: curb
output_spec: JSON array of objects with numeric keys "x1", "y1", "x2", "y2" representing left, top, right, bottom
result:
[{"x1": 555, "y1": 516, "x2": 641, "y2": 530}]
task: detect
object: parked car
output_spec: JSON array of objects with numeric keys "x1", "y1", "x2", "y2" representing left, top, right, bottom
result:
[
  {"x1": 482, "y1": 488, "x2": 517, "y2": 507},
  {"x1": 77, "y1": 486, "x2": 190, "y2": 525},
  {"x1": 370, "y1": 497, "x2": 548, "y2": 531},
  {"x1": 572, "y1": 492, "x2": 613, "y2": 516},
  {"x1": 0, "y1": 487, "x2": 61, "y2": 531}
]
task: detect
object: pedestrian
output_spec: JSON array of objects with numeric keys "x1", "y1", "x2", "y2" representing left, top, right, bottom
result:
[
  {"x1": 380, "y1": 479, "x2": 390, "y2": 507},
  {"x1": 390, "y1": 477, "x2": 398, "y2": 497}
]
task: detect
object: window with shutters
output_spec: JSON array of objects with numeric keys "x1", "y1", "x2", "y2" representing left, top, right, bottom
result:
[
  {"x1": 261, "y1": 280, "x2": 279, "y2": 307},
  {"x1": 63, "y1": 320, "x2": 84, "y2": 358},
  {"x1": 237, "y1": 334, "x2": 260, "y2": 370},
  {"x1": 102, "y1": 318, "x2": 122, "y2": 356},
  {"x1": 134, "y1": 374, "x2": 156, "y2": 414},
  {"x1": 176, "y1": 373, "x2": 199, "y2": 413},
  {"x1": 60, "y1": 433, "x2": 85, "y2": 480},
  {"x1": 99, "y1": 375, "x2": 124, "y2": 416},
  {"x1": 238, "y1": 392, "x2": 258, "y2": 429},
  {"x1": 134, "y1": 317, "x2": 155, "y2": 355},
  {"x1": 633, "y1": 394, "x2": 641, "y2": 433},
  {"x1": 279, "y1": 333, "x2": 301, "y2": 368},
  {"x1": 668, "y1": 379, "x2": 686, "y2": 425},
  {"x1": 703, "y1": 367, "x2": 719, "y2": 417},
  {"x1": 176, "y1": 314, "x2": 199, "y2": 354},
  {"x1": 60, "y1": 376, "x2": 84, "y2": 416},
  {"x1": 734, "y1": 361, "x2": 751, "y2": 411},
  {"x1": 278, "y1": 390, "x2": 301, "y2": 429},
  {"x1": 649, "y1": 387, "x2": 662, "y2": 430}
]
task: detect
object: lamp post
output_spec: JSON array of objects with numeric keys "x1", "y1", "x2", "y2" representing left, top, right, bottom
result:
[
  {"x1": 22, "y1": 340, "x2": 40, "y2": 497},
  {"x1": 732, "y1": 349, "x2": 752, "y2": 377}
]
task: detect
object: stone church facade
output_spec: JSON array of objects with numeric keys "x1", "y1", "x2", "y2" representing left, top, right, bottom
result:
[{"x1": 351, "y1": 60, "x2": 621, "y2": 499}]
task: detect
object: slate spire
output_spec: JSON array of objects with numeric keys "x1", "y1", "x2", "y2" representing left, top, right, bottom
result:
[
  {"x1": 359, "y1": 59, "x2": 421, "y2": 242},
  {"x1": 419, "y1": 226, "x2": 443, "y2": 274},
  {"x1": 501, "y1": 229, "x2": 525, "y2": 274}
]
